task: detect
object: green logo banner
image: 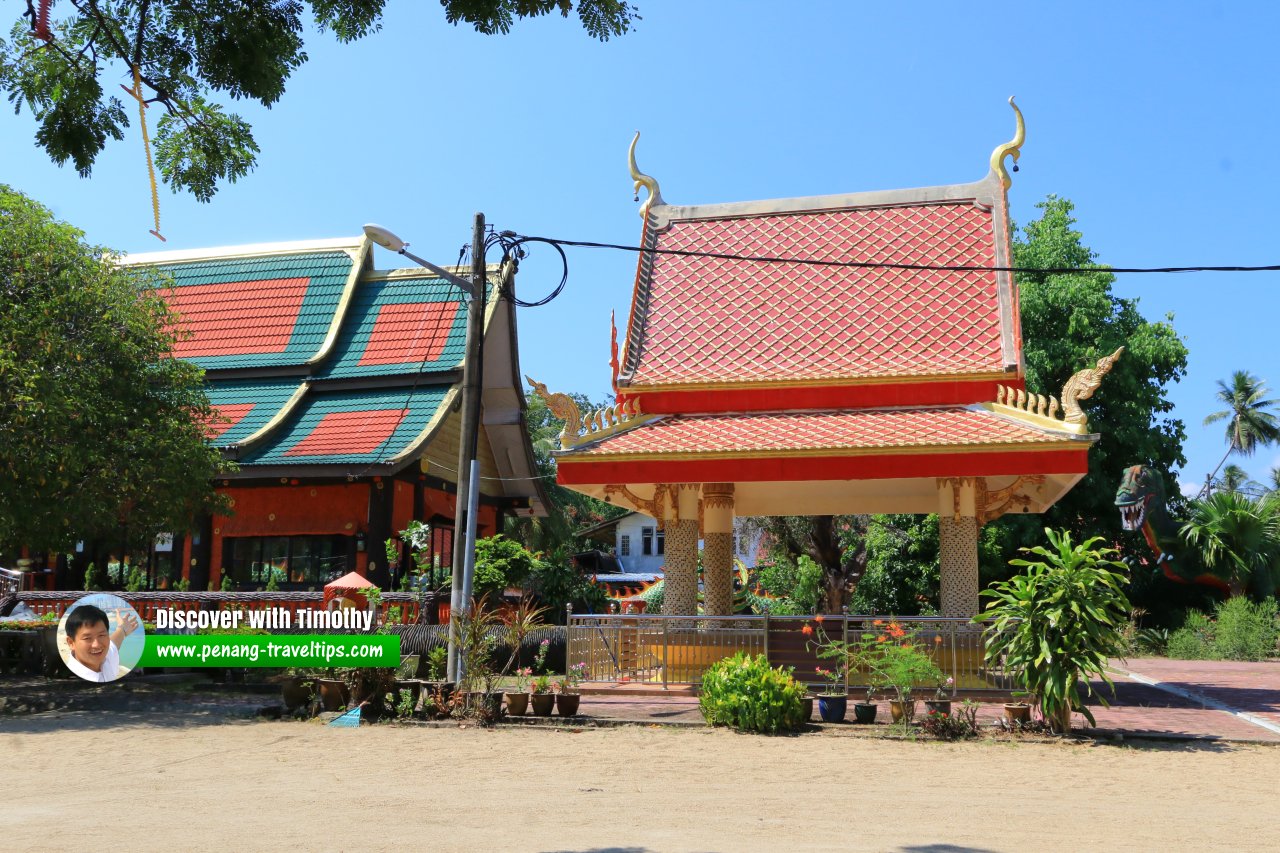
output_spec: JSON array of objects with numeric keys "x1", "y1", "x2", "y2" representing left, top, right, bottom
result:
[{"x1": 139, "y1": 635, "x2": 401, "y2": 668}]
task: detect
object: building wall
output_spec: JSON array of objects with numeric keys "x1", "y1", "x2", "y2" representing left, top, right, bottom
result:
[{"x1": 615, "y1": 514, "x2": 666, "y2": 574}]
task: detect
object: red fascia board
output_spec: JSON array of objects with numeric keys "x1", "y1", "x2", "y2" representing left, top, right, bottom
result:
[
  {"x1": 556, "y1": 448, "x2": 1089, "y2": 486},
  {"x1": 627, "y1": 377, "x2": 1025, "y2": 415}
]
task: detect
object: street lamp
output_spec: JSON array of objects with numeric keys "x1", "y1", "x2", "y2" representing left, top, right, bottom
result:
[{"x1": 362, "y1": 221, "x2": 486, "y2": 684}]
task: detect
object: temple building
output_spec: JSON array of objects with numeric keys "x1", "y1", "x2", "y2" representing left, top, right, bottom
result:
[
  {"x1": 78, "y1": 236, "x2": 548, "y2": 591},
  {"x1": 536, "y1": 102, "x2": 1119, "y2": 617}
]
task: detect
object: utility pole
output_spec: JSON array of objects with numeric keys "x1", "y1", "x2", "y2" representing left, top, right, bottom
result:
[{"x1": 447, "y1": 212, "x2": 487, "y2": 683}]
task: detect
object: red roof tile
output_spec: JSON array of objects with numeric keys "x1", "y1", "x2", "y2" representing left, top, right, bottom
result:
[
  {"x1": 623, "y1": 202, "x2": 1007, "y2": 387},
  {"x1": 207, "y1": 403, "x2": 255, "y2": 441},
  {"x1": 565, "y1": 408, "x2": 1074, "y2": 458},
  {"x1": 284, "y1": 409, "x2": 409, "y2": 457},
  {"x1": 163, "y1": 278, "x2": 309, "y2": 357},
  {"x1": 357, "y1": 302, "x2": 460, "y2": 367}
]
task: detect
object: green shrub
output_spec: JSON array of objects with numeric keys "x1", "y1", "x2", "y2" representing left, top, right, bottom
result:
[
  {"x1": 1165, "y1": 600, "x2": 1279, "y2": 661},
  {"x1": 1213, "y1": 597, "x2": 1278, "y2": 661},
  {"x1": 980, "y1": 528, "x2": 1131, "y2": 733},
  {"x1": 698, "y1": 652, "x2": 807, "y2": 734},
  {"x1": 1166, "y1": 618, "x2": 1215, "y2": 660}
]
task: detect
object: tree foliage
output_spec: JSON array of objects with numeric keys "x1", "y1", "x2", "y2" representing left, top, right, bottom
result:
[
  {"x1": 504, "y1": 390, "x2": 626, "y2": 562},
  {"x1": 1179, "y1": 492, "x2": 1280, "y2": 599},
  {"x1": 0, "y1": 184, "x2": 227, "y2": 554},
  {"x1": 993, "y1": 196, "x2": 1190, "y2": 570},
  {"x1": 1, "y1": 1, "x2": 638, "y2": 200}
]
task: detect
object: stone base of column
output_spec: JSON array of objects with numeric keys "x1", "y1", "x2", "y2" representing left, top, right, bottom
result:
[
  {"x1": 662, "y1": 519, "x2": 700, "y2": 616},
  {"x1": 939, "y1": 515, "x2": 980, "y2": 620},
  {"x1": 702, "y1": 532, "x2": 733, "y2": 616}
]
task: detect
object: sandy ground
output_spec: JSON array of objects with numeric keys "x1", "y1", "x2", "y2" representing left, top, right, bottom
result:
[{"x1": 1, "y1": 715, "x2": 1277, "y2": 853}]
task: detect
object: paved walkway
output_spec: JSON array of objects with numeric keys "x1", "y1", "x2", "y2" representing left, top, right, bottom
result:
[{"x1": 559, "y1": 658, "x2": 1280, "y2": 742}]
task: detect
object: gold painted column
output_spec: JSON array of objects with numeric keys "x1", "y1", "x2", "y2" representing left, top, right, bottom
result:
[
  {"x1": 937, "y1": 479, "x2": 981, "y2": 619},
  {"x1": 662, "y1": 485, "x2": 701, "y2": 616},
  {"x1": 701, "y1": 484, "x2": 735, "y2": 616}
]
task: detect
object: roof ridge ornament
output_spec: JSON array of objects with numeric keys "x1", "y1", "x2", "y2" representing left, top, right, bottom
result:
[
  {"x1": 989, "y1": 96, "x2": 1025, "y2": 190},
  {"x1": 1061, "y1": 346, "x2": 1125, "y2": 426},
  {"x1": 628, "y1": 131, "x2": 664, "y2": 218}
]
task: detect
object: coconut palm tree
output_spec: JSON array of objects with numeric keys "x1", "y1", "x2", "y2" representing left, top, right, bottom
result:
[
  {"x1": 1217, "y1": 464, "x2": 1252, "y2": 494},
  {"x1": 1201, "y1": 371, "x2": 1280, "y2": 497},
  {"x1": 1180, "y1": 491, "x2": 1280, "y2": 598},
  {"x1": 1269, "y1": 467, "x2": 1280, "y2": 494}
]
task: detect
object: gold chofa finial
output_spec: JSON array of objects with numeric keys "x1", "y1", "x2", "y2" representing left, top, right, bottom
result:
[
  {"x1": 1060, "y1": 346, "x2": 1125, "y2": 427},
  {"x1": 628, "y1": 131, "x2": 663, "y2": 219},
  {"x1": 989, "y1": 96, "x2": 1025, "y2": 190}
]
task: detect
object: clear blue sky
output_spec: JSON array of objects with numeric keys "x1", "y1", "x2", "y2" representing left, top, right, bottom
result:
[{"x1": 6, "y1": 1, "x2": 1279, "y2": 493}]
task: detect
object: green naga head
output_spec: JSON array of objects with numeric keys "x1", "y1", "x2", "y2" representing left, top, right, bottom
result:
[{"x1": 1115, "y1": 464, "x2": 1166, "y2": 532}]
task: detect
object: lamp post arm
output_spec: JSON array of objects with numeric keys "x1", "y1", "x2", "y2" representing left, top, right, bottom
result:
[{"x1": 398, "y1": 248, "x2": 477, "y2": 297}]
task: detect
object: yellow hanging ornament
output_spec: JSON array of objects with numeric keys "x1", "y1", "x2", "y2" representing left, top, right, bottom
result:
[{"x1": 120, "y1": 65, "x2": 165, "y2": 242}]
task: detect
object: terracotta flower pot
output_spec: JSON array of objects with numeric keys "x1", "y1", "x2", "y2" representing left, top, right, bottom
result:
[
  {"x1": 889, "y1": 699, "x2": 916, "y2": 724},
  {"x1": 1004, "y1": 702, "x2": 1032, "y2": 727},
  {"x1": 317, "y1": 678, "x2": 350, "y2": 712},
  {"x1": 556, "y1": 693, "x2": 581, "y2": 716},
  {"x1": 281, "y1": 677, "x2": 315, "y2": 712},
  {"x1": 530, "y1": 693, "x2": 555, "y2": 716},
  {"x1": 505, "y1": 692, "x2": 530, "y2": 716}
]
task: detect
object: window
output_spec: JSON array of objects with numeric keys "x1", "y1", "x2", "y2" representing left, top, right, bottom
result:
[
  {"x1": 619, "y1": 534, "x2": 631, "y2": 557},
  {"x1": 642, "y1": 527, "x2": 654, "y2": 556},
  {"x1": 224, "y1": 535, "x2": 349, "y2": 587},
  {"x1": 656, "y1": 529, "x2": 665, "y2": 556}
]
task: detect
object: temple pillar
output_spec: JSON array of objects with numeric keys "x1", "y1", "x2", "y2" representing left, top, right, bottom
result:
[
  {"x1": 662, "y1": 485, "x2": 701, "y2": 616},
  {"x1": 937, "y1": 478, "x2": 981, "y2": 619},
  {"x1": 701, "y1": 484, "x2": 735, "y2": 616}
]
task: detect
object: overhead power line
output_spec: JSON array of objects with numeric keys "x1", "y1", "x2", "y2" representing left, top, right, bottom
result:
[{"x1": 509, "y1": 234, "x2": 1280, "y2": 277}]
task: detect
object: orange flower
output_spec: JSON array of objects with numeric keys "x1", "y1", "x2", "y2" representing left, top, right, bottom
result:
[
  {"x1": 886, "y1": 622, "x2": 906, "y2": 639},
  {"x1": 873, "y1": 619, "x2": 884, "y2": 626},
  {"x1": 802, "y1": 625, "x2": 813, "y2": 636},
  {"x1": 876, "y1": 634, "x2": 888, "y2": 643},
  {"x1": 934, "y1": 636, "x2": 943, "y2": 644},
  {"x1": 814, "y1": 614, "x2": 825, "y2": 624}
]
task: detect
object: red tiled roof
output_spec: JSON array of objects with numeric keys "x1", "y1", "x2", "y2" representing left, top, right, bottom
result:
[
  {"x1": 623, "y1": 202, "x2": 1006, "y2": 387},
  {"x1": 284, "y1": 409, "x2": 409, "y2": 457},
  {"x1": 163, "y1": 278, "x2": 309, "y2": 357},
  {"x1": 357, "y1": 302, "x2": 460, "y2": 367},
  {"x1": 564, "y1": 408, "x2": 1074, "y2": 458},
  {"x1": 206, "y1": 403, "x2": 255, "y2": 441}
]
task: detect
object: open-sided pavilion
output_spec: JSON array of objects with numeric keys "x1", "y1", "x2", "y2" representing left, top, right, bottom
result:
[{"x1": 535, "y1": 101, "x2": 1120, "y2": 626}]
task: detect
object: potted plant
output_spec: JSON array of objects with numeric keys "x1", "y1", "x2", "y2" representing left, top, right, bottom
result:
[
  {"x1": 281, "y1": 668, "x2": 316, "y2": 713},
  {"x1": 925, "y1": 677, "x2": 955, "y2": 717},
  {"x1": 805, "y1": 615, "x2": 848, "y2": 723},
  {"x1": 506, "y1": 667, "x2": 532, "y2": 716},
  {"x1": 529, "y1": 673, "x2": 555, "y2": 716},
  {"x1": 316, "y1": 671, "x2": 350, "y2": 712},
  {"x1": 1003, "y1": 692, "x2": 1034, "y2": 727},
  {"x1": 875, "y1": 620, "x2": 943, "y2": 727},
  {"x1": 812, "y1": 665, "x2": 847, "y2": 722},
  {"x1": 556, "y1": 661, "x2": 588, "y2": 716},
  {"x1": 978, "y1": 528, "x2": 1132, "y2": 734}
]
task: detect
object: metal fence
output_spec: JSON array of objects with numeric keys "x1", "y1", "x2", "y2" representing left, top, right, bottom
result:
[{"x1": 567, "y1": 614, "x2": 1016, "y2": 693}]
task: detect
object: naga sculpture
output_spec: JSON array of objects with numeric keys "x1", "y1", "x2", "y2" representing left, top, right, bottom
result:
[
  {"x1": 1115, "y1": 464, "x2": 1250, "y2": 596},
  {"x1": 525, "y1": 375, "x2": 581, "y2": 449}
]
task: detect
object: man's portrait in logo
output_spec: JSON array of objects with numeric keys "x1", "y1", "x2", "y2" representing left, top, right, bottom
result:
[{"x1": 58, "y1": 594, "x2": 145, "y2": 683}]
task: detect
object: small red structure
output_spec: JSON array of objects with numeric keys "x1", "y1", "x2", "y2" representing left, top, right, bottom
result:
[{"x1": 323, "y1": 571, "x2": 377, "y2": 610}]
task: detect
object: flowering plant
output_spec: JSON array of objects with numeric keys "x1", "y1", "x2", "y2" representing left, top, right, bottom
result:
[
  {"x1": 935, "y1": 676, "x2": 955, "y2": 700},
  {"x1": 812, "y1": 665, "x2": 844, "y2": 696},
  {"x1": 875, "y1": 621, "x2": 943, "y2": 705},
  {"x1": 512, "y1": 667, "x2": 533, "y2": 693},
  {"x1": 560, "y1": 661, "x2": 589, "y2": 694},
  {"x1": 530, "y1": 674, "x2": 553, "y2": 695}
]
